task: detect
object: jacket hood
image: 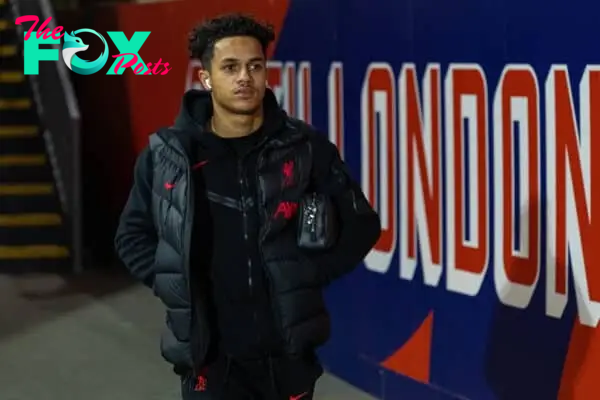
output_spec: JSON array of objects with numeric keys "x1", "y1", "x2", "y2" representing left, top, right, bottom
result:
[{"x1": 173, "y1": 87, "x2": 286, "y2": 137}]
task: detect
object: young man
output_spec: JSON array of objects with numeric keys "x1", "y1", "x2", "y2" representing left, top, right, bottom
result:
[{"x1": 114, "y1": 13, "x2": 381, "y2": 400}]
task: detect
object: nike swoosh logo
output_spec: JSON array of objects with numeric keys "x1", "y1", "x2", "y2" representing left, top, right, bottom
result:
[
  {"x1": 192, "y1": 159, "x2": 209, "y2": 170},
  {"x1": 289, "y1": 392, "x2": 309, "y2": 400},
  {"x1": 164, "y1": 182, "x2": 176, "y2": 190}
]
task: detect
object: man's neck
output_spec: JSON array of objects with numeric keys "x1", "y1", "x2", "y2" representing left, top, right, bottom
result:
[{"x1": 211, "y1": 104, "x2": 264, "y2": 138}]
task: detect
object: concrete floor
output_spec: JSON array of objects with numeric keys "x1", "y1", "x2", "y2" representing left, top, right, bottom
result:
[{"x1": 0, "y1": 268, "x2": 375, "y2": 400}]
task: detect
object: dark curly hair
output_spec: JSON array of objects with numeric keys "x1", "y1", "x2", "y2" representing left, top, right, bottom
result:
[{"x1": 188, "y1": 13, "x2": 275, "y2": 70}]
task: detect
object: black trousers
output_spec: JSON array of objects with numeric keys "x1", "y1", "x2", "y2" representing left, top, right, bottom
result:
[{"x1": 181, "y1": 353, "x2": 322, "y2": 400}]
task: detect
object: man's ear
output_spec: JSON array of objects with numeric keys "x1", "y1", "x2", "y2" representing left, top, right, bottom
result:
[{"x1": 198, "y1": 69, "x2": 211, "y2": 90}]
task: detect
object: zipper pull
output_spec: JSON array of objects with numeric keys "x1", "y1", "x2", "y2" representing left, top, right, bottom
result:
[{"x1": 307, "y1": 193, "x2": 318, "y2": 240}]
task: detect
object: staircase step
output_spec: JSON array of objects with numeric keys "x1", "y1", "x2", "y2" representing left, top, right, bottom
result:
[
  {"x1": 0, "y1": 125, "x2": 38, "y2": 138},
  {"x1": 0, "y1": 34, "x2": 16, "y2": 48},
  {"x1": 0, "y1": 183, "x2": 54, "y2": 195},
  {"x1": 0, "y1": 194, "x2": 59, "y2": 213},
  {"x1": 0, "y1": 212, "x2": 62, "y2": 226},
  {"x1": 0, "y1": 6, "x2": 11, "y2": 19},
  {"x1": 0, "y1": 98, "x2": 32, "y2": 110},
  {"x1": 0, "y1": 245, "x2": 69, "y2": 259},
  {"x1": 1, "y1": 83, "x2": 31, "y2": 98},
  {"x1": 0, "y1": 45, "x2": 17, "y2": 57},
  {"x1": 0, "y1": 13, "x2": 18, "y2": 45},
  {"x1": 0, "y1": 165, "x2": 53, "y2": 183},
  {"x1": 0, "y1": 54, "x2": 22, "y2": 70},
  {"x1": 0, "y1": 223, "x2": 67, "y2": 244},
  {"x1": 0, "y1": 136, "x2": 46, "y2": 155},
  {"x1": 0, "y1": 109, "x2": 39, "y2": 125},
  {"x1": 0, "y1": 154, "x2": 46, "y2": 167},
  {"x1": 0, "y1": 9, "x2": 13, "y2": 22},
  {"x1": 0, "y1": 68, "x2": 31, "y2": 98},
  {"x1": 0, "y1": 4, "x2": 13, "y2": 14},
  {"x1": 0, "y1": 71, "x2": 24, "y2": 83},
  {"x1": 0, "y1": 153, "x2": 51, "y2": 182}
]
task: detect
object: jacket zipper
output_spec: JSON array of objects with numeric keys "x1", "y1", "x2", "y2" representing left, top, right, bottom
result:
[
  {"x1": 163, "y1": 139, "x2": 204, "y2": 379},
  {"x1": 255, "y1": 148, "x2": 285, "y2": 349},
  {"x1": 187, "y1": 164, "x2": 210, "y2": 379},
  {"x1": 184, "y1": 168, "x2": 198, "y2": 378},
  {"x1": 238, "y1": 159, "x2": 261, "y2": 348}
]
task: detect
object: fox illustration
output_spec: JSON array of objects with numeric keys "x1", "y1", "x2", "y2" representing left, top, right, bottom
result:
[
  {"x1": 61, "y1": 29, "x2": 108, "y2": 75},
  {"x1": 61, "y1": 31, "x2": 89, "y2": 71}
]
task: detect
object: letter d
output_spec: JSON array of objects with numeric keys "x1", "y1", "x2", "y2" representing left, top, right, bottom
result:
[{"x1": 23, "y1": 32, "x2": 59, "y2": 74}]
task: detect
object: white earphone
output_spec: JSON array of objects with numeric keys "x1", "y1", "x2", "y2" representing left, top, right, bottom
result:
[{"x1": 205, "y1": 78, "x2": 211, "y2": 89}]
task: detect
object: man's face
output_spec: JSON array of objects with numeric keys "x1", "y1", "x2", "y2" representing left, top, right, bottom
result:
[{"x1": 204, "y1": 36, "x2": 267, "y2": 115}]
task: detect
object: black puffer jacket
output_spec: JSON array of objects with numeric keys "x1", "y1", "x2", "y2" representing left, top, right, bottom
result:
[{"x1": 114, "y1": 89, "x2": 381, "y2": 376}]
